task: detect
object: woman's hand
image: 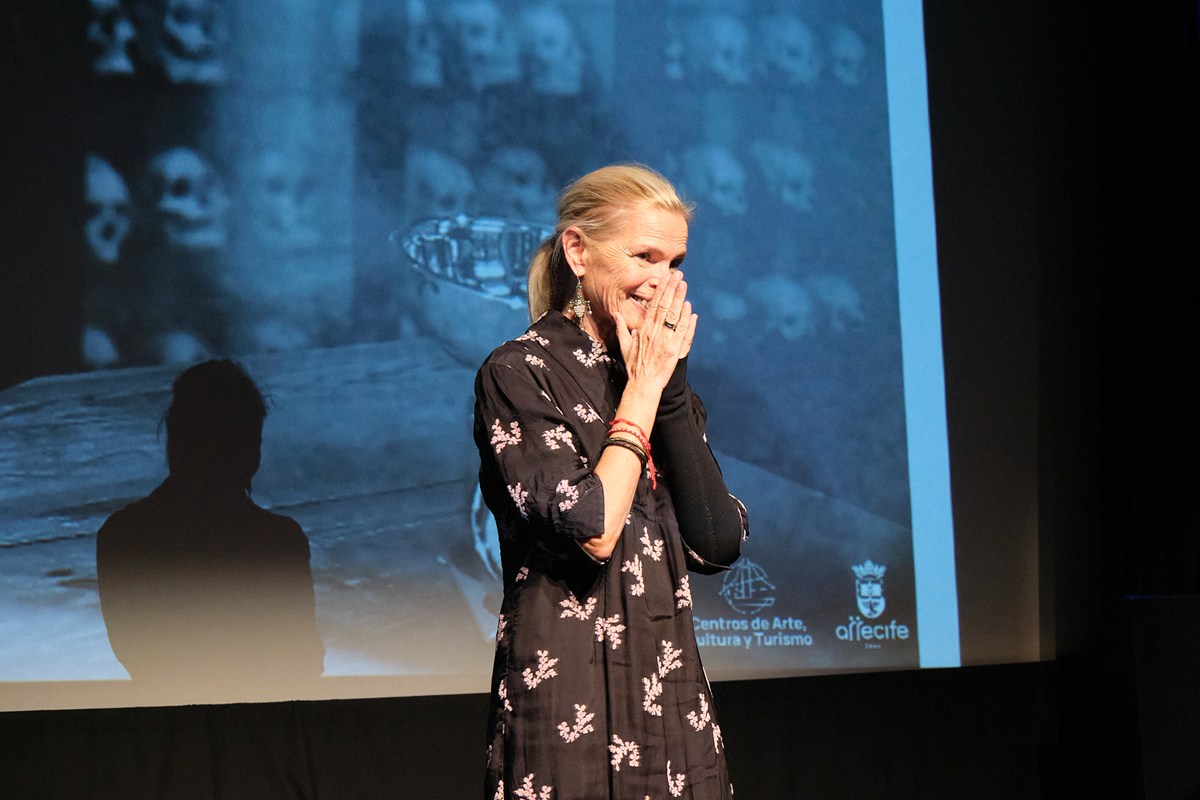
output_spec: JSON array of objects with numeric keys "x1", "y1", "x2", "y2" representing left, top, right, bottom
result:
[{"x1": 613, "y1": 270, "x2": 698, "y2": 392}]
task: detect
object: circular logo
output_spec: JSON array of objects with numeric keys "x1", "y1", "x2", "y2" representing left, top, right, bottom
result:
[{"x1": 719, "y1": 558, "x2": 776, "y2": 615}]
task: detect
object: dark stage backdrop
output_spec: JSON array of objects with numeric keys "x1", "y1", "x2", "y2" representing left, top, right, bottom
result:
[{"x1": 1, "y1": 0, "x2": 964, "y2": 712}]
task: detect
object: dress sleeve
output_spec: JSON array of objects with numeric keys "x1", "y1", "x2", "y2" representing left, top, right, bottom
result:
[{"x1": 475, "y1": 354, "x2": 606, "y2": 546}]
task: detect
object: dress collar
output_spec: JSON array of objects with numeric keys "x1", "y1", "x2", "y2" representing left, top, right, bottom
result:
[{"x1": 528, "y1": 311, "x2": 626, "y2": 415}]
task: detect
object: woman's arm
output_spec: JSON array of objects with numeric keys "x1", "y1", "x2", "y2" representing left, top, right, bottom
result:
[
  {"x1": 579, "y1": 271, "x2": 697, "y2": 561},
  {"x1": 579, "y1": 381, "x2": 659, "y2": 561}
]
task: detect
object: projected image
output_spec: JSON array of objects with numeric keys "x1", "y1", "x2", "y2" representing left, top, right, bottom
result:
[{"x1": 1, "y1": 0, "x2": 945, "y2": 706}]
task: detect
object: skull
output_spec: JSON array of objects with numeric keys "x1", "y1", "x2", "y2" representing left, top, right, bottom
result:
[
  {"x1": 85, "y1": 155, "x2": 131, "y2": 264},
  {"x1": 829, "y1": 24, "x2": 866, "y2": 87},
  {"x1": 82, "y1": 326, "x2": 120, "y2": 369},
  {"x1": 689, "y1": 14, "x2": 750, "y2": 85},
  {"x1": 479, "y1": 147, "x2": 554, "y2": 222},
  {"x1": 808, "y1": 273, "x2": 864, "y2": 332},
  {"x1": 518, "y1": 6, "x2": 582, "y2": 96},
  {"x1": 160, "y1": 330, "x2": 212, "y2": 364},
  {"x1": 139, "y1": 0, "x2": 225, "y2": 84},
  {"x1": 750, "y1": 141, "x2": 815, "y2": 212},
  {"x1": 407, "y1": 0, "x2": 443, "y2": 88},
  {"x1": 250, "y1": 150, "x2": 320, "y2": 248},
  {"x1": 759, "y1": 16, "x2": 820, "y2": 88},
  {"x1": 746, "y1": 275, "x2": 814, "y2": 341},
  {"x1": 404, "y1": 147, "x2": 475, "y2": 224},
  {"x1": 88, "y1": 0, "x2": 136, "y2": 75},
  {"x1": 145, "y1": 147, "x2": 228, "y2": 250},
  {"x1": 709, "y1": 290, "x2": 747, "y2": 322},
  {"x1": 683, "y1": 146, "x2": 746, "y2": 217},
  {"x1": 444, "y1": 0, "x2": 519, "y2": 90}
]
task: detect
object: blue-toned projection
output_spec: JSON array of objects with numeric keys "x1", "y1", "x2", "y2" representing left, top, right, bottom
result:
[{"x1": 0, "y1": 0, "x2": 955, "y2": 705}]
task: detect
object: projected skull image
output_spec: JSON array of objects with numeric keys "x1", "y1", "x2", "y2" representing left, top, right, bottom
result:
[
  {"x1": 85, "y1": 155, "x2": 131, "y2": 265},
  {"x1": 518, "y1": 6, "x2": 583, "y2": 96},
  {"x1": 444, "y1": 0, "x2": 518, "y2": 90},
  {"x1": 758, "y1": 15, "x2": 820, "y2": 88},
  {"x1": 687, "y1": 14, "x2": 750, "y2": 85},
  {"x1": 751, "y1": 141, "x2": 815, "y2": 212},
  {"x1": 249, "y1": 150, "x2": 320, "y2": 249},
  {"x1": 82, "y1": 326, "x2": 120, "y2": 369},
  {"x1": 159, "y1": 329, "x2": 213, "y2": 364},
  {"x1": 809, "y1": 273, "x2": 865, "y2": 332},
  {"x1": 682, "y1": 146, "x2": 747, "y2": 217},
  {"x1": 88, "y1": 0, "x2": 136, "y2": 75},
  {"x1": 747, "y1": 275, "x2": 815, "y2": 341},
  {"x1": 404, "y1": 147, "x2": 475, "y2": 225},
  {"x1": 829, "y1": 24, "x2": 866, "y2": 87},
  {"x1": 145, "y1": 147, "x2": 228, "y2": 250},
  {"x1": 137, "y1": 0, "x2": 226, "y2": 84},
  {"x1": 407, "y1": 0, "x2": 443, "y2": 88},
  {"x1": 478, "y1": 147, "x2": 554, "y2": 222}
]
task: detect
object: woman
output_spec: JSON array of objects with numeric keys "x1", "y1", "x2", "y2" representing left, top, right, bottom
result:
[{"x1": 474, "y1": 164, "x2": 747, "y2": 799}]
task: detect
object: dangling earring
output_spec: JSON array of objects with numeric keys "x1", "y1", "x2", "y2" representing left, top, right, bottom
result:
[{"x1": 570, "y1": 280, "x2": 591, "y2": 326}]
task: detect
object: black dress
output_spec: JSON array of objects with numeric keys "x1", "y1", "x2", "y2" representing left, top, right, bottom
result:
[{"x1": 474, "y1": 311, "x2": 744, "y2": 799}]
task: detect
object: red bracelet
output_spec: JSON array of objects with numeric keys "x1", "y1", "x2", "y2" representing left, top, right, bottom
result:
[
  {"x1": 614, "y1": 419, "x2": 652, "y2": 450},
  {"x1": 609, "y1": 419, "x2": 656, "y2": 489}
]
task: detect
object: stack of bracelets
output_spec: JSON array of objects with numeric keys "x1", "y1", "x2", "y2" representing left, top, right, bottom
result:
[{"x1": 604, "y1": 418, "x2": 657, "y2": 490}]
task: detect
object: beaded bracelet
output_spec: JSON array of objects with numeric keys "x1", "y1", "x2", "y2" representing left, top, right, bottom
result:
[
  {"x1": 606, "y1": 419, "x2": 658, "y2": 490},
  {"x1": 610, "y1": 418, "x2": 649, "y2": 447},
  {"x1": 610, "y1": 426, "x2": 649, "y2": 452}
]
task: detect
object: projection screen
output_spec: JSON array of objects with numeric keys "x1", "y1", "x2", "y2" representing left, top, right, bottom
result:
[{"x1": 0, "y1": 0, "x2": 955, "y2": 711}]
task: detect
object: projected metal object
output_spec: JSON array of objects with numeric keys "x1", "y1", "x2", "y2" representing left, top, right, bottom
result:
[{"x1": 397, "y1": 215, "x2": 551, "y2": 366}]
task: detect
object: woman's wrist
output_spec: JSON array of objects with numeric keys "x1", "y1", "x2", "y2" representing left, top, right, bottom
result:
[{"x1": 621, "y1": 377, "x2": 665, "y2": 408}]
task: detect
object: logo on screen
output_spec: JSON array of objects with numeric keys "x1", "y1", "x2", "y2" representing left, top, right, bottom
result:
[
  {"x1": 719, "y1": 558, "x2": 776, "y2": 615},
  {"x1": 852, "y1": 559, "x2": 886, "y2": 619}
]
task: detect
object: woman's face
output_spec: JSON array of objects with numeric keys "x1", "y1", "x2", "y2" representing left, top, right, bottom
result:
[{"x1": 568, "y1": 206, "x2": 688, "y2": 347}]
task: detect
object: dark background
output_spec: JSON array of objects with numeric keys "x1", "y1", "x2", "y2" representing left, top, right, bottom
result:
[{"x1": 2, "y1": 0, "x2": 1198, "y2": 797}]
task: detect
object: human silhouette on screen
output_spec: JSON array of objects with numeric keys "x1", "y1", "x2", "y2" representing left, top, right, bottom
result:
[{"x1": 96, "y1": 360, "x2": 325, "y2": 703}]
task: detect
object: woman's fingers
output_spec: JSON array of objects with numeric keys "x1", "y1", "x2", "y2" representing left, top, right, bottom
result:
[
  {"x1": 678, "y1": 302, "x2": 697, "y2": 358},
  {"x1": 613, "y1": 311, "x2": 634, "y2": 358},
  {"x1": 626, "y1": 272, "x2": 700, "y2": 388},
  {"x1": 650, "y1": 270, "x2": 684, "y2": 325},
  {"x1": 666, "y1": 279, "x2": 688, "y2": 329}
]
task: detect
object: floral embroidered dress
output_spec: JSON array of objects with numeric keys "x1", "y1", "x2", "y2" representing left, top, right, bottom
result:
[{"x1": 474, "y1": 311, "x2": 743, "y2": 800}]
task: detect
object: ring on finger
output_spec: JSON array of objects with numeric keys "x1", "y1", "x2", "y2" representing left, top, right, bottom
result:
[{"x1": 662, "y1": 318, "x2": 677, "y2": 330}]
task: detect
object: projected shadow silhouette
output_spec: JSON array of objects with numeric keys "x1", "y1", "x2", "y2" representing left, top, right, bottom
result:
[{"x1": 96, "y1": 360, "x2": 325, "y2": 703}]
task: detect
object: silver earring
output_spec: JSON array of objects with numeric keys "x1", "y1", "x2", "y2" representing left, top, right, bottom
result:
[{"x1": 570, "y1": 280, "x2": 591, "y2": 326}]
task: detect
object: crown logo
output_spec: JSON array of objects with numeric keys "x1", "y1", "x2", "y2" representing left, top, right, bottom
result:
[{"x1": 852, "y1": 559, "x2": 886, "y2": 581}]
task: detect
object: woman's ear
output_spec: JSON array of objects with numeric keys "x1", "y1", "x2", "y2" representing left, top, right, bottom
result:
[{"x1": 561, "y1": 226, "x2": 587, "y2": 278}]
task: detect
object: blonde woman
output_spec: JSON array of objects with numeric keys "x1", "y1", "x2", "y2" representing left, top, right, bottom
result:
[{"x1": 474, "y1": 164, "x2": 747, "y2": 798}]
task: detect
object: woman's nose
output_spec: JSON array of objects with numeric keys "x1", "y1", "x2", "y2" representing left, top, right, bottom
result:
[{"x1": 647, "y1": 262, "x2": 672, "y2": 283}]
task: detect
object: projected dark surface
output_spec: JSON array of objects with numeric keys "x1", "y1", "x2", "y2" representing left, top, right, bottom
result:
[{"x1": 0, "y1": 0, "x2": 945, "y2": 706}]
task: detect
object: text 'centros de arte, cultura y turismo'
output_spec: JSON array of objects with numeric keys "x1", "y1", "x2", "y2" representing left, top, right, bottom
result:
[{"x1": 693, "y1": 616, "x2": 813, "y2": 648}]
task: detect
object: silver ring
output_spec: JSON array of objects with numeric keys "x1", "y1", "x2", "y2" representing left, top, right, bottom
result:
[{"x1": 663, "y1": 319, "x2": 677, "y2": 330}]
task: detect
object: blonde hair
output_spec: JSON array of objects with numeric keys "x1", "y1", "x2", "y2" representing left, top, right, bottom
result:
[{"x1": 527, "y1": 164, "x2": 695, "y2": 319}]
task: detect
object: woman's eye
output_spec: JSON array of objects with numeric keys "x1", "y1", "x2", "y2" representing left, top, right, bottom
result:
[{"x1": 636, "y1": 253, "x2": 650, "y2": 261}]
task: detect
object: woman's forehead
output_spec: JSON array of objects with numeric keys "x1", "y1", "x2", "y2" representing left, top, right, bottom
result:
[{"x1": 610, "y1": 206, "x2": 688, "y2": 248}]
